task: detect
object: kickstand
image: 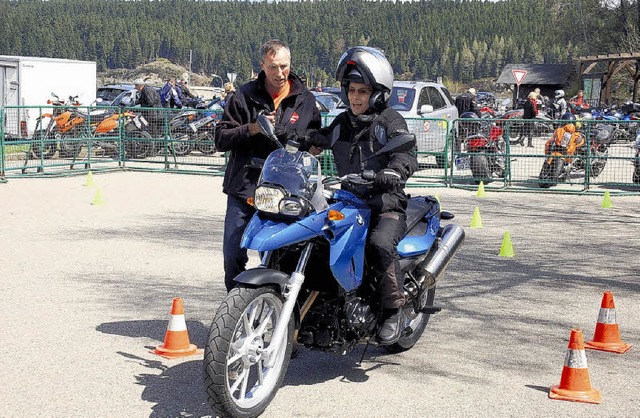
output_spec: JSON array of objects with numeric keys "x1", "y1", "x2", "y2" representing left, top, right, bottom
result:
[{"x1": 358, "y1": 340, "x2": 370, "y2": 366}]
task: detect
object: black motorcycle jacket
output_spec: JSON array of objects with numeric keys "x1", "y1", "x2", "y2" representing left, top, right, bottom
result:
[
  {"x1": 215, "y1": 71, "x2": 322, "y2": 200},
  {"x1": 307, "y1": 108, "x2": 417, "y2": 213}
]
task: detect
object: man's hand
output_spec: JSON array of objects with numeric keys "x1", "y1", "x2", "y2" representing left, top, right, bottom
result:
[
  {"x1": 375, "y1": 169, "x2": 402, "y2": 188},
  {"x1": 249, "y1": 110, "x2": 275, "y2": 136}
]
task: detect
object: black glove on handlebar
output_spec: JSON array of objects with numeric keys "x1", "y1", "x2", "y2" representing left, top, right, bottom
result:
[{"x1": 374, "y1": 169, "x2": 402, "y2": 189}]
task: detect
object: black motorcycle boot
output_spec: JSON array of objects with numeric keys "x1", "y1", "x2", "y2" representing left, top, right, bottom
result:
[{"x1": 378, "y1": 308, "x2": 408, "y2": 345}]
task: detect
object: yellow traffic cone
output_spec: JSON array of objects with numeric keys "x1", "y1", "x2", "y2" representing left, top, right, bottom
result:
[
  {"x1": 91, "y1": 188, "x2": 105, "y2": 206},
  {"x1": 84, "y1": 170, "x2": 95, "y2": 187},
  {"x1": 470, "y1": 206, "x2": 483, "y2": 229},
  {"x1": 601, "y1": 190, "x2": 612, "y2": 209},
  {"x1": 476, "y1": 181, "x2": 486, "y2": 198},
  {"x1": 499, "y1": 230, "x2": 515, "y2": 257}
]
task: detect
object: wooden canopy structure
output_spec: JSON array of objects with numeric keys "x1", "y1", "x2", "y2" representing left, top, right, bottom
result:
[{"x1": 577, "y1": 52, "x2": 640, "y2": 105}]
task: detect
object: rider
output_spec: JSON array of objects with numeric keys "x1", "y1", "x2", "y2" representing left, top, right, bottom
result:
[
  {"x1": 304, "y1": 46, "x2": 418, "y2": 344},
  {"x1": 544, "y1": 112, "x2": 584, "y2": 157},
  {"x1": 553, "y1": 90, "x2": 567, "y2": 120}
]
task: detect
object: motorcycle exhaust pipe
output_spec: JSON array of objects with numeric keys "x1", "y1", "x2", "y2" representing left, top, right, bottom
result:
[{"x1": 415, "y1": 224, "x2": 465, "y2": 287}]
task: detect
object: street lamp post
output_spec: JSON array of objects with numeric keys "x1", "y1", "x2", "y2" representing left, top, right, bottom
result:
[{"x1": 211, "y1": 74, "x2": 223, "y2": 88}]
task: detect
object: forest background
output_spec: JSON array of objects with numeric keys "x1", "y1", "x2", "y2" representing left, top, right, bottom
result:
[{"x1": 0, "y1": 0, "x2": 639, "y2": 91}]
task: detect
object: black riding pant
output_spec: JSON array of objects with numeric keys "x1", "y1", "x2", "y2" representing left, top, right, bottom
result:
[{"x1": 368, "y1": 211, "x2": 407, "y2": 310}]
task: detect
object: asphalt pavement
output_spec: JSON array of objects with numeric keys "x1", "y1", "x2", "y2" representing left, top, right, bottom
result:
[{"x1": 1, "y1": 171, "x2": 638, "y2": 417}]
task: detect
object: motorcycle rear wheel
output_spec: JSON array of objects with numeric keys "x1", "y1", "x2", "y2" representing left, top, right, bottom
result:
[
  {"x1": 204, "y1": 286, "x2": 293, "y2": 418},
  {"x1": 469, "y1": 154, "x2": 491, "y2": 184},
  {"x1": 124, "y1": 130, "x2": 154, "y2": 159},
  {"x1": 633, "y1": 165, "x2": 640, "y2": 184},
  {"x1": 384, "y1": 286, "x2": 436, "y2": 354}
]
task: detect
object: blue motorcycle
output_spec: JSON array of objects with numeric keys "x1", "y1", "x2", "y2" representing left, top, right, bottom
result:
[{"x1": 204, "y1": 116, "x2": 465, "y2": 418}]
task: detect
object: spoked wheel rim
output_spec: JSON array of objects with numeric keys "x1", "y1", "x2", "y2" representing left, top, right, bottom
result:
[
  {"x1": 170, "y1": 132, "x2": 192, "y2": 155},
  {"x1": 226, "y1": 293, "x2": 286, "y2": 409}
]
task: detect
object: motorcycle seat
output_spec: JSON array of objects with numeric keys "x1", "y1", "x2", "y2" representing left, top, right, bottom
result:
[{"x1": 405, "y1": 197, "x2": 437, "y2": 233}]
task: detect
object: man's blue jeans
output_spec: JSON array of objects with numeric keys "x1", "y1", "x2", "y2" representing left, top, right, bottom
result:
[{"x1": 223, "y1": 194, "x2": 255, "y2": 291}]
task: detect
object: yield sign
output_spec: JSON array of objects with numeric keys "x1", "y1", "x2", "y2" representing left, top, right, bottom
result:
[{"x1": 512, "y1": 69, "x2": 528, "y2": 85}]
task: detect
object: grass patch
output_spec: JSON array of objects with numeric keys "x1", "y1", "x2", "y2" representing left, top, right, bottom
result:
[{"x1": 3, "y1": 144, "x2": 30, "y2": 154}]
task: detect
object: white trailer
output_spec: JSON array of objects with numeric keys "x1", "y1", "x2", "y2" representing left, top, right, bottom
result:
[{"x1": 0, "y1": 55, "x2": 96, "y2": 139}]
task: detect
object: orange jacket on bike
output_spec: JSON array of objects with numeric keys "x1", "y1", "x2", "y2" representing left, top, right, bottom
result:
[{"x1": 545, "y1": 123, "x2": 585, "y2": 158}]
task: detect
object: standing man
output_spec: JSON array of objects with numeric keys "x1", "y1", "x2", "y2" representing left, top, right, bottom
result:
[
  {"x1": 455, "y1": 87, "x2": 481, "y2": 117},
  {"x1": 215, "y1": 39, "x2": 322, "y2": 291},
  {"x1": 517, "y1": 91, "x2": 538, "y2": 147},
  {"x1": 134, "y1": 78, "x2": 163, "y2": 136}
]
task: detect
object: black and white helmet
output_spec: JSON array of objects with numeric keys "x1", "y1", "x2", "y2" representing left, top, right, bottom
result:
[
  {"x1": 554, "y1": 89, "x2": 565, "y2": 99},
  {"x1": 335, "y1": 46, "x2": 394, "y2": 111}
]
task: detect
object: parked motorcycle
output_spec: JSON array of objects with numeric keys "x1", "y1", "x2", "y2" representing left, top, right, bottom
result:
[
  {"x1": 167, "y1": 98, "x2": 221, "y2": 156},
  {"x1": 465, "y1": 122, "x2": 506, "y2": 184},
  {"x1": 203, "y1": 116, "x2": 465, "y2": 418},
  {"x1": 539, "y1": 118, "x2": 614, "y2": 188},
  {"x1": 30, "y1": 92, "x2": 82, "y2": 159},
  {"x1": 55, "y1": 104, "x2": 151, "y2": 160}
]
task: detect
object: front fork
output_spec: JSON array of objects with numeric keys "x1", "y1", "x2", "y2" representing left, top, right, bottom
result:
[{"x1": 262, "y1": 242, "x2": 313, "y2": 367}]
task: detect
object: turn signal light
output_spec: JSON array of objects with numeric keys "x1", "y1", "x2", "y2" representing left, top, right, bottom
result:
[
  {"x1": 247, "y1": 197, "x2": 254, "y2": 207},
  {"x1": 327, "y1": 210, "x2": 344, "y2": 221}
]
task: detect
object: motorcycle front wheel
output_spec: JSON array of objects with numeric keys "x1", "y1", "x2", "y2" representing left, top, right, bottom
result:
[
  {"x1": 633, "y1": 164, "x2": 640, "y2": 184},
  {"x1": 58, "y1": 131, "x2": 82, "y2": 159},
  {"x1": 539, "y1": 158, "x2": 563, "y2": 188},
  {"x1": 31, "y1": 118, "x2": 59, "y2": 159},
  {"x1": 204, "y1": 286, "x2": 293, "y2": 418},
  {"x1": 385, "y1": 286, "x2": 436, "y2": 354},
  {"x1": 196, "y1": 131, "x2": 217, "y2": 155},
  {"x1": 169, "y1": 130, "x2": 193, "y2": 156}
]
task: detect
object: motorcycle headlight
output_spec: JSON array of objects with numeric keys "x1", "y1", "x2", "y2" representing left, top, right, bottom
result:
[
  {"x1": 254, "y1": 186, "x2": 285, "y2": 214},
  {"x1": 279, "y1": 197, "x2": 307, "y2": 217}
]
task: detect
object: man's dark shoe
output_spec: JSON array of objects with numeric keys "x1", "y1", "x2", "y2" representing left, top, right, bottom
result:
[{"x1": 378, "y1": 309, "x2": 408, "y2": 345}]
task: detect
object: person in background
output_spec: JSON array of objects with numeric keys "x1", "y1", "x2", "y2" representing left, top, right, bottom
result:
[
  {"x1": 553, "y1": 89, "x2": 567, "y2": 120},
  {"x1": 160, "y1": 78, "x2": 182, "y2": 108},
  {"x1": 455, "y1": 87, "x2": 481, "y2": 117},
  {"x1": 214, "y1": 39, "x2": 321, "y2": 292},
  {"x1": 315, "y1": 81, "x2": 323, "y2": 92},
  {"x1": 517, "y1": 91, "x2": 538, "y2": 147},
  {"x1": 134, "y1": 78, "x2": 163, "y2": 136},
  {"x1": 304, "y1": 46, "x2": 418, "y2": 345},
  {"x1": 178, "y1": 80, "x2": 197, "y2": 99},
  {"x1": 569, "y1": 89, "x2": 590, "y2": 110},
  {"x1": 220, "y1": 82, "x2": 236, "y2": 108}
]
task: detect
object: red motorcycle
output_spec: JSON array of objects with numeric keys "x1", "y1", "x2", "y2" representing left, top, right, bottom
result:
[{"x1": 461, "y1": 115, "x2": 506, "y2": 184}]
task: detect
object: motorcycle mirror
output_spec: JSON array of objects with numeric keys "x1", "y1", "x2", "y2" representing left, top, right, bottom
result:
[
  {"x1": 257, "y1": 113, "x2": 284, "y2": 149},
  {"x1": 364, "y1": 133, "x2": 415, "y2": 161},
  {"x1": 120, "y1": 96, "x2": 133, "y2": 107},
  {"x1": 257, "y1": 114, "x2": 275, "y2": 137}
]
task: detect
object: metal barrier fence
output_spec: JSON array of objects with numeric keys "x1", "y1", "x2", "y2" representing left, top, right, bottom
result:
[
  {"x1": 1, "y1": 105, "x2": 226, "y2": 177},
  {"x1": 2, "y1": 106, "x2": 639, "y2": 194}
]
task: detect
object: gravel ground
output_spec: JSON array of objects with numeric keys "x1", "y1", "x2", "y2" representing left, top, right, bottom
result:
[{"x1": 1, "y1": 171, "x2": 639, "y2": 418}]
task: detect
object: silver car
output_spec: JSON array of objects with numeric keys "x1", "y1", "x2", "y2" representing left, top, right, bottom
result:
[{"x1": 389, "y1": 81, "x2": 458, "y2": 167}]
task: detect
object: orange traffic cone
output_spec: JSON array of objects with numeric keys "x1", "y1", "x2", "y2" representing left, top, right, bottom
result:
[
  {"x1": 549, "y1": 328, "x2": 602, "y2": 404},
  {"x1": 585, "y1": 291, "x2": 632, "y2": 354},
  {"x1": 153, "y1": 297, "x2": 198, "y2": 359}
]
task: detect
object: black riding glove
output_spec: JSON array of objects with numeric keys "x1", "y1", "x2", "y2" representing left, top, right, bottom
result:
[{"x1": 374, "y1": 169, "x2": 402, "y2": 189}]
